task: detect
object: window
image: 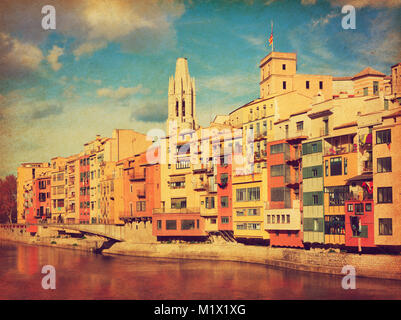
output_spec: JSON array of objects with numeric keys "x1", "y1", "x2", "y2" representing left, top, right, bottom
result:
[
  {"x1": 313, "y1": 195, "x2": 319, "y2": 205},
  {"x1": 211, "y1": 219, "x2": 217, "y2": 224},
  {"x1": 271, "y1": 164, "x2": 284, "y2": 177},
  {"x1": 166, "y1": 220, "x2": 177, "y2": 230},
  {"x1": 181, "y1": 219, "x2": 195, "y2": 230},
  {"x1": 325, "y1": 160, "x2": 329, "y2": 176},
  {"x1": 376, "y1": 129, "x2": 391, "y2": 144},
  {"x1": 325, "y1": 186, "x2": 349, "y2": 206},
  {"x1": 236, "y1": 210, "x2": 245, "y2": 216},
  {"x1": 205, "y1": 197, "x2": 215, "y2": 209},
  {"x1": 270, "y1": 143, "x2": 284, "y2": 154},
  {"x1": 355, "y1": 203, "x2": 364, "y2": 214},
  {"x1": 277, "y1": 215, "x2": 280, "y2": 223},
  {"x1": 344, "y1": 158, "x2": 348, "y2": 175},
  {"x1": 347, "y1": 204, "x2": 354, "y2": 212},
  {"x1": 319, "y1": 81, "x2": 323, "y2": 90},
  {"x1": 136, "y1": 201, "x2": 146, "y2": 212},
  {"x1": 377, "y1": 157, "x2": 392, "y2": 173},
  {"x1": 282, "y1": 64, "x2": 286, "y2": 70},
  {"x1": 247, "y1": 187, "x2": 260, "y2": 201},
  {"x1": 379, "y1": 218, "x2": 392, "y2": 235},
  {"x1": 377, "y1": 187, "x2": 392, "y2": 203},
  {"x1": 384, "y1": 99, "x2": 389, "y2": 110},
  {"x1": 287, "y1": 215, "x2": 290, "y2": 224},
  {"x1": 271, "y1": 187, "x2": 284, "y2": 202},
  {"x1": 272, "y1": 215, "x2": 275, "y2": 223},
  {"x1": 312, "y1": 168, "x2": 318, "y2": 177},
  {"x1": 267, "y1": 215, "x2": 271, "y2": 224},
  {"x1": 221, "y1": 217, "x2": 229, "y2": 224},
  {"x1": 236, "y1": 223, "x2": 247, "y2": 230},
  {"x1": 171, "y1": 198, "x2": 187, "y2": 209},
  {"x1": 247, "y1": 223, "x2": 260, "y2": 230},
  {"x1": 324, "y1": 215, "x2": 345, "y2": 235},
  {"x1": 306, "y1": 81, "x2": 310, "y2": 89},
  {"x1": 296, "y1": 121, "x2": 304, "y2": 131},
  {"x1": 330, "y1": 157, "x2": 342, "y2": 176},
  {"x1": 365, "y1": 203, "x2": 372, "y2": 212},
  {"x1": 283, "y1": 81, "x2": 286, "y2": 90},
  {"x1": 363, "y1": 87, "x2": 368, "y2": 96},
  {"x1": 220, "y1": 196, "x2": 229, "y2": 208},
  {"x1": 157, "y1": 220, "x2": 162, "y2": 230},
  {"x1": 248, "y1": 208, "x2": 259, "y2": 216},
  {"x1": 373, "y1": 81, "x2": 379, "y2": 95},
  {"x1": 236, "y1": 188, "x2": 247, "y2": 202}
]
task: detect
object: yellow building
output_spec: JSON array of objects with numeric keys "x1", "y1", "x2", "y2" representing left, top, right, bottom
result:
[
  {"x1": 17, "y1": 162, "x2": 52, "y2": 223},
  {"x1": 232, "y1": 168, "x2": 269, "y2": 242},
  {"x1": 50, "y1": 157, "x2": 67, "y2": 223}
]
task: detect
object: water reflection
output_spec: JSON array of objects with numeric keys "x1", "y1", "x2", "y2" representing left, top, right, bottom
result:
[{"x1": 1, "y1": 241, "x2": 401, "y2": 300}]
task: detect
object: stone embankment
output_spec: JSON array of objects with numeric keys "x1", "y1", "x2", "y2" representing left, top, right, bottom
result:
[{"x1": 1, "y1": 224, "x2": 401, "y2": 280}]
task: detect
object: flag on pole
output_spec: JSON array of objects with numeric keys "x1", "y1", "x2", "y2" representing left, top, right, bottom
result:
[{"x1": 268, "y1": 21, "x2": 273, "y2": 49}]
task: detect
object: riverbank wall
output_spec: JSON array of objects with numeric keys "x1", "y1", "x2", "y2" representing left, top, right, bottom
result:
[
  {"x1": 1, "y1": 224, "x2": 401, "y2": 280},
  {"x1": 103, "y1": 242, "x2": 401, "y2": 280}
]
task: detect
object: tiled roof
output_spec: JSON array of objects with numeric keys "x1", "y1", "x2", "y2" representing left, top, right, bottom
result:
[{"x1": 352, "y1": 67, "x2": 386, "y2": 80}]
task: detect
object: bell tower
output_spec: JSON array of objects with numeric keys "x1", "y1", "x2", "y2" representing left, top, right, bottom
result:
[{"x1": 167, "y1": 58, "x2": 197, "y2": 133}]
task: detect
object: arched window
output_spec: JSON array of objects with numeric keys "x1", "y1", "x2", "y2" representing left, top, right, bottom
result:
[
  {"x1": 176, "y1": 101, "x2": 179, "y2": 117},
  {"x1": 182, "y1": 100, "x2": 186, "y2": 117}
]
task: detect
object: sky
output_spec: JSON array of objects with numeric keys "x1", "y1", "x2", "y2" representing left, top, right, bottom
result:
[{"x1": 0, "y1": 0, "x2": 400, "y2": 178}]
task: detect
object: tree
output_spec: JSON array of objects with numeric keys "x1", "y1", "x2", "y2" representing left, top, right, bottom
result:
[{"x1": 0, "y1": 175, "x2": 17, "y2": 224}]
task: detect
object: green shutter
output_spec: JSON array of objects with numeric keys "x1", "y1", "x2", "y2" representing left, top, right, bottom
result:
[
  {"x1": 303, "y1": 218, "x2": 314, "y2": 231},
  {"x1": 317, "y1": 218, "x2": 324, "y2": 232},
  {"x1": 360, "y1": 225, "x2": 368, "y2": 238},
  {"x1": 302, "y1": 143, "x2": 308, "y2": 156},
  {"x1": 316, "y1": 140, "x2": 322, "y2": 153}
]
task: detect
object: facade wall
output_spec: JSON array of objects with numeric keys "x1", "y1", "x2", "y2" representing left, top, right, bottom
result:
[{"x1": 373, "y1": 114, "x2": 401, "y2": 246}]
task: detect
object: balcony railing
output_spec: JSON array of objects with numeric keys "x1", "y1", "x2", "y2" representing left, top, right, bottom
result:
[
  {"x1": 193, "y1": 181, "x2": 208, "y2": 191},
  {"x1": 137, "y1": 189, "x2": 146, "y2": 198},
  {"x1": 324, "y1": 144, "x2": 357, "y2": 156},
  {"x1": 129, "y1": 171, "x2": 146, "y2": 181}
]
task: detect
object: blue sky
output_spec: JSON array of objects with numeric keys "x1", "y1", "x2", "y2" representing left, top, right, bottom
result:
[{"x1": 0, "y1": 0, "x2": 400, "y2": 177}]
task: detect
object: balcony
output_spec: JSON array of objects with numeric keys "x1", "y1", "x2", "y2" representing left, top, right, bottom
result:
[
  {"x1": 153, "y1": 207, "x2": 199, "y2": 214},
  {"x1": 137, "y1": 189, "x2": 146, "y2": 198},
  {"x1": 193, "y1": 181, "x2": 208, "y2": 191},
  {"x1": 254, "y1": 132, "x2": 267, "y2": 141},
  {"x1": 347, "y1": 191, "x2": 373, "y2": 202},
  {"x1": 129, "y1": 170, "x2": 146, "y2": 181},
  {"x1": 324, "y1": 143, "x2": 357, "y2": 156}
]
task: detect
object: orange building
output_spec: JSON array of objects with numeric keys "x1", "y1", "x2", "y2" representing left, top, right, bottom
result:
[{"x1": 120, "y1": 148, "x2": 161, "y2": 225}]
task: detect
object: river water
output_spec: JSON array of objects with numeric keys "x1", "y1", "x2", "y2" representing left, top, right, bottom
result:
[{"x1": 1, "y1": 241, "x2": 401, "y2": 300}]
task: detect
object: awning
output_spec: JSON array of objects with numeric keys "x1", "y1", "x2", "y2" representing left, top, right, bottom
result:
[{"x1": 346, "y1": 173, "x2": 373, "y2": 183}]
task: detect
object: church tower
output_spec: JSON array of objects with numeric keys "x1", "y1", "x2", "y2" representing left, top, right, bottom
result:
[{"x1": 167, "y1": 58, "x2": 197, "y2": 133}]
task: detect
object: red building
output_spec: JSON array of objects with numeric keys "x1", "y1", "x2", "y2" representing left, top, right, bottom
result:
[
  {"x1": 344, "y1": 177, "x2": 375, "y2": 249},
  {"x1": 265, "y1": 139, "x2": 304, "y2": 248},
  {"x1": 79, "y1": 156, "x2": 90, "y2": 224},
  {"x1": 217, "y1": 155, "x2": 233, "y2": 234}
]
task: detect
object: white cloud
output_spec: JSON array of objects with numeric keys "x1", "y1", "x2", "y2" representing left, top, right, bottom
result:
[
  {"x1": 311, "y1": 12, "x2": 339, "y2": 28},
  {"x1": 0, "y1": 32, "x2": 44, "y2": 78},
  {"x1": 47, "y1": 45, "x2": 64, "y2": 71},
  {"x1": 73, "y1": 41, "x2": 107, "y2": 58},
  {"x1": 97, "y1": 85, "x2": 148, "y2": 99}
]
